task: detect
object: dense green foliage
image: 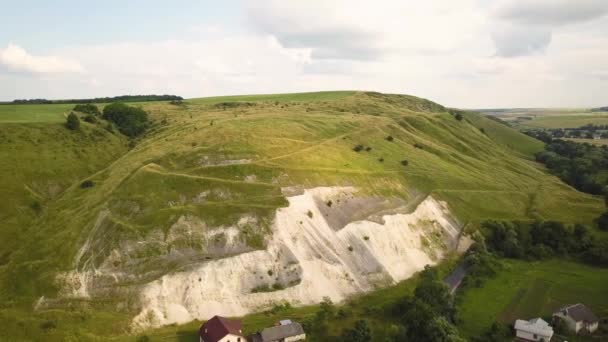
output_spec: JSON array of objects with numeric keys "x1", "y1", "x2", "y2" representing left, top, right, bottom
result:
[
  {"x1": 102, "y1": 103, "x2": 150, "y2": 137},
  {"x1": 73, "y1": 103, "x2": 100, "y2": 115},
  {"x1": 481, "y1": 220, "x2": 608, "y2": 267},
  {"x1": 3, "y1": 94, "x2": 182, "y2": 105},
  {"x1": 65, "y1": 112, "x2": 80, "y2": 130},
  {"x1": 532, "y1": 137, "x2": 608, "y2": 195}
]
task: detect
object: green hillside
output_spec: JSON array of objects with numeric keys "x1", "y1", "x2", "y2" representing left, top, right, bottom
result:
[{"x1": 0, "y1": 91, "x2": 603, "y2": 340}]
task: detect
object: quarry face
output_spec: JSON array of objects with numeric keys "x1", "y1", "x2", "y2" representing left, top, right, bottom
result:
[{"x1": 127, "y1": 186, "x2": 465, "y2": 328}]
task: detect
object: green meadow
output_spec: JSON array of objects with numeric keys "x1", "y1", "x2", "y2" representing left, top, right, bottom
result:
[
  {"x1": 0, "y1": 103, "x2": 74, "y2": 123},
  {"x1": 456, "y1": 259, "x2": 608, "y2": 340}
]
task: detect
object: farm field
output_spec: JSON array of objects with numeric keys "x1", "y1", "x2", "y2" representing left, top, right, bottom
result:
[
  {"x1": 0, "y1": 103, "x2": 74, "y2": 123},
  {"x1": 456, "y1": 259, "x2": 608, "y2": 339}
]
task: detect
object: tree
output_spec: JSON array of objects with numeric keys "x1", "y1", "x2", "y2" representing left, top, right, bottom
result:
[
  {"x1": 73, "y1": 103, "x2": 100, "y2": 115},
  {"x1": 455, "y1": 113, "x2": 463, "y2": 121},
  {"x1": 342, "y1": 320, "x2": 372, "y2": 342},
  {"x1": 65, "y1": 113, "x2": 80, "y2": 130},
  {"x1": 597, "y1": 212, "x2": 608, "y2": 231},
  {"x1": 102, "y1": 103, "x2": 150, "y2": 137},
  {"x1": 427, "y1": 317, "x2": 465, "y2": 342}
]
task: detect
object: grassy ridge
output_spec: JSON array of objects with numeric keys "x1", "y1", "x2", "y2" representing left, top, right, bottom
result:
[
  {"x1": 0, "y1": 91, "x2": 604, "y2": 340},
  {"x1": 0, "y1": 104, "x2": 74, "y2": 123}
]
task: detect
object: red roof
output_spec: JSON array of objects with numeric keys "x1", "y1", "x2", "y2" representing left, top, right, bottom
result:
[{"x1": 199, "y1": 316, "x2": 244, "y2": 342}]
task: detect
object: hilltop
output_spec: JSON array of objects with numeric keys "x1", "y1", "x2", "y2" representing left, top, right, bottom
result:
[{"x1": 0, "y1": 91, "x2": 603, "y2": 340}]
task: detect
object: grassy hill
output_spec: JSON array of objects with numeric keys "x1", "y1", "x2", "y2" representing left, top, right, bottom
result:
[{"x1": 0, "y1": 91, "x2": 604, "y2": 340}]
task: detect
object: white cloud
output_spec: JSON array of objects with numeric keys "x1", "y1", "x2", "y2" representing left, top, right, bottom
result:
[
  {"x1": 490, "y1": 0, "x2": 608, "y2": 56},
  {"x1": 0, "y1": 43, "x2": 84, "y2": 74}
]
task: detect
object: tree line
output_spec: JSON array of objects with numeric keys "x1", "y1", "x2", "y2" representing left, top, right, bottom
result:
[
  {"x1": 66, "y1": 103, "x2": 150, "y2": 138},
  {"x1": 4, "y1": 94, "x2": 182, "y2": 105},
  {"x1": 302, "y1": 267, "x2": 465, "y2": 341}
]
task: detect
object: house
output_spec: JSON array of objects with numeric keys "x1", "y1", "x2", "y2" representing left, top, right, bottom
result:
[
  {"x1": 514, "y1": 318, "x2": 554, "y2": 342},
  {"x1": 248, "y1": 320, "x2": 306, "y2": 342},
  {"x1": 553, "y1": 303, "x2": 599, "y2": 334},
  {"x1": 200, "y1": 316, "x2": 247, "y2": 342}
]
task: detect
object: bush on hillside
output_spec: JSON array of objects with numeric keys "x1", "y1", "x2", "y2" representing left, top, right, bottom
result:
[
  {"x1": 597, "y1": 212, "x2": 608, "y2": 231},
  {"x1": 80, "y1": 180, "x2": 94, "y2": 189},
  {"x1": 102, "y1": 103, "x2": 150, "y2": 137},
  {"x1": 83, "y1": 114, "x2": 97, "y2": 123},
  {"x1": 401, "y1": 160, "x2": 409, "y2": 166},
  {"x1": 455, "y1": 113, "x2": 464, "y2": 121},
  {"x1": 385, "y1": 135, "x2": 394, "y2": 142},
  {"x1": 73, "y1": 104, "x2": 100, "y2": 115},
  {"x1": 353, "y1": 144, "x2": 365, "y2": 152},
  {"x1": 65, "y1": 113, "x2": 80, "y2": 130}
]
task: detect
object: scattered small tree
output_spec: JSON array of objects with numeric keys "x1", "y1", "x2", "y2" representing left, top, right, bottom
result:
[
  {"x1": 65, "y1": 113, "x2": 80, "y2": 130},
  {"x1": 80, "y1": 180, "x2": 94, "y2": 189},
  {"x1": 455, "y1": 113, "x2": 464, "y2": 121},
  {"x1": 597, "y1": 212, "x2": 608, "y2": 231},
  {"x1": 385, "y1": 135, "x2": 394, "y2": 142},
  {"x1": 73, "y1": 104, "x2": 100, "y2": 115},
  {"x1": 401, "y1": 160, "x2": 409, "y2": 166},
  {"x1": 342, "y1": 320, "x2": 372, "y2": 342},
  {"x1": 353, "y1": 144, "x2": 365, "y2": 152}
]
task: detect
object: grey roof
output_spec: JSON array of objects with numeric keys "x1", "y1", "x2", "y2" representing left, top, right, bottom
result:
[
  {"x1": 556, "y1": 303, "x2": 599, "y2": 323},
  {"x1": 514, "y1": 318, "x2": 553, "y2": 337},
  {"x1": 257, "y1": 323, "x2": 305, "y2": 341}
]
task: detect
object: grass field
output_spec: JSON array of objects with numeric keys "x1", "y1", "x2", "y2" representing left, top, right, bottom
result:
[
  {"x1": 456, "y1": 259, "x2": 608, "y2": 339},
  {"x1": 0, "y1": 91, "x2": 605, "y2": 340},
  {"x1": 0, "y1": 103, "x2": 75, "y2": 123},
  {"x1": 479, "y1": 108, "x2": 608, "y2": 130}
]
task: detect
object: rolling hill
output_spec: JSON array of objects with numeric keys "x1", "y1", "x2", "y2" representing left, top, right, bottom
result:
[{"x1": 0, "y1": 91, "x2": 603, "y2": 340}]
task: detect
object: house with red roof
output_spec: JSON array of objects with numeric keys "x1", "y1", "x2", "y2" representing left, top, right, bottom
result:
[{"x1": 200, "y1": 316, "x2": 247, "y2": 342}]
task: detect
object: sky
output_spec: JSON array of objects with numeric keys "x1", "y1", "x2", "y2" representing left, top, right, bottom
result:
[{"x1": 1, "y1": 0, "x2": 608, "y2": 108}]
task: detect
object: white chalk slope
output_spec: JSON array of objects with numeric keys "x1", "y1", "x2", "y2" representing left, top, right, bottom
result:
[{"x1": 133, "y1": 187, "x2": 462, "y2": 328}]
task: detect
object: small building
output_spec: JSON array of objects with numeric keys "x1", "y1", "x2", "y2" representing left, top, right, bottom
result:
[
  {"x1": 200, "y1": 316, "x2": 247, "y2": 342},
  {"x1": 514, "y1": 317, "x2": 554, "y2": 342},
  {"x1": 248, "y1": 321, "x2": 306, "y2": 342},
  {"x1": 553, "y1": 303, "x2": 599, "y2": 334}
]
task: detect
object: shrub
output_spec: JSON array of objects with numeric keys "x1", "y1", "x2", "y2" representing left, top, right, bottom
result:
[
  {"x1": 326, "y1": 200, "x2": 333, "y2": 207},
  {"x1": 386, "y1": 135, "x2": 394, "y2": 142},
  {"x1": 597, "y1": 212, "x2": 608, "y2": 231},
  {"x1": 348, "y1": 246, "x2": 354, "y2": 252},
  {"x1": 65, "y1": 113, "x2": 80, "y2": 130},
  {"x1": 267, "y1": 270, "x2": 274, "y2": 276},
  {"x1": 365, "y1": 146, "x2": 372, "y2": 152},
  {"x1": 414, "y1": 143, "x2": 424, "y2": 149},
  {"x1": 363, "y1": 236, "x2": 370, "y2": 241},
  {"x1": 83, "y1": 114, "x2": 97, "y2": 123},
  {"x1": 455, "y1": 113, "x2": 464, "y2": 121},
  {"x1": 378, "y1": 157, "x2": 384, "y2": 162},
  {"x1": 105, "y1": 123, "x2": 114, "y2": 133},
  {"x1": 479, "y1": 127, "x2": 486, "y2": 134},
  {"x1": 353, "y1": 144, "x2": 365, "y2": 152},
  {"x1": 307, "y1": 210, "x2": 314, "y2": 218},
  {"x1": 102, "y1": 103, "x2": 150, "y2": 137},
  {"x1": 73, "y1": 104, "x2": 100, "y2": 115},
  {"x1": 80, "y1": 180, "x2": 94, "y2": 189},
  {"x1": 401, "y1": 160, "x2": 409, "y2": 166},
  {"x1": 30, "y1": 201, "x2": 42, "y2": 214}
]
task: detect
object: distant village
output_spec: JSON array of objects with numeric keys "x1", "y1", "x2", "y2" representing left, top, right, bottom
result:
[
  {"x1": 199, "y1": 316, "x2": 305, "y2": 342},
  {"x1": 196, "y1": 300, "x2": 602, "y2": 342}
]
